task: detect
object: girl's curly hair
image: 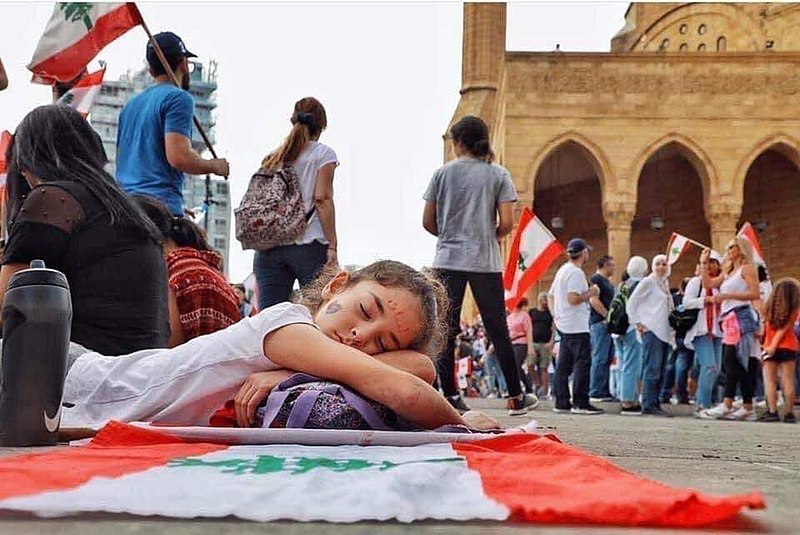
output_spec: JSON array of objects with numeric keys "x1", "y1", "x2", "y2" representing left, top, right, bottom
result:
[
  {"x1": 296, "y1": 260, "x2": 449, "y2": 356},
  {"x1": 765, "y1": 277, "x2": 800, "y2": 330}
]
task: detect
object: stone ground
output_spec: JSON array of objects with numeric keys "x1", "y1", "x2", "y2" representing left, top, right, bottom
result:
[{"x1": 0, "y1": 397, "x2": 798, "y2": 534}]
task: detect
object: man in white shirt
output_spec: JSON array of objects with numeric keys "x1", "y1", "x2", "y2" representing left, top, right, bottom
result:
[{"x1": 548, "y1": 239, "x2": 603, "y2": 415}]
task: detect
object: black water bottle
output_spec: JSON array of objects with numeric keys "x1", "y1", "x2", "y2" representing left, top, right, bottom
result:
[{"x1": 0, "y1": 260, "x2": 72, "y2": 446}]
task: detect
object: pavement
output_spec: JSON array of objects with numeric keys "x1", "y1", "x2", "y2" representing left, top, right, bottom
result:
[{"x1": 0, "y1": 397, "x2": 798, "y2": 534}]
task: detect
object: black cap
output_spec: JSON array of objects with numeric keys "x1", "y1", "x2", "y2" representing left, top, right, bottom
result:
[
  {"x1": 566, "y1": 238, "x2": 592, "y2": 257},
  {"x1": 146, "y1": 32, "x2": 196, "y2": 67}
]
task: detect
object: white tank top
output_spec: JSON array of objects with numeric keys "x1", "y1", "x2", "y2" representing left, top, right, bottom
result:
[{"x1": 720, "y1": 267, "x2": 750, "y2": 315}]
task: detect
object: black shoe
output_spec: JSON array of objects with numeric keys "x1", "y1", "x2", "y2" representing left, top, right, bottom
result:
[
  {"x1": 642, "y1": 407, "x2": 674, "y2": 417},
  {"x1": 784, "y1": 412, "x2": 796, "y2": 424},
  {"x1": 552, "y1": 404, "x2": 572, "y2": 414},
  {"x1": 758, "y1": 411, "x2": 780, "y2": 423},
  {"x1": 507, "y1": 394, "x2": 540, "y2": 416},
  {"x1": 447, "y1": 395, "x2": 471, "y2": 414},
  {"x1": 620, "y1": 405, "x2": 643, "y2": 416},
  {"x1": 571, "y1": 404, "x2": 604, "y2": 415}
]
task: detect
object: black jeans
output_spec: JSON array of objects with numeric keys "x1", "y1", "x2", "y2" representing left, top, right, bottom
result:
[
  {"x1": 722, "y1": 344, "x2": 758, "y2": 405},
  {"x1": 512, "y1": 343, "x2": 534, "y2": 394},
  {"x1": 554, "y1": 332, "x2": 591, "y2": 409},
  {"x1": 254, "y1": 241, "x2": 327, "y2": 310},
  {"x1": 436, "y1": 270, "x2": 522, "y2": 398}
]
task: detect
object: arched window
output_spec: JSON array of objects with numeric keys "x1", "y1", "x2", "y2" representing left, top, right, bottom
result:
[
  {"x1": 698, "y1": 24, "x2": 707, "y2": 35},
  {"x1": 717, "y1": 36, "x2": 727, "y2": 51},
  {"x1": 679, "y1": 24, "x2": 688, "y2": 34},
  {"x1": 698, "y1": 43, "x2": 707, "y2": 52},
  {"x1": 660, "y1": 38, "x2": 670, "y2": 50},
  {"x1": 679, "y1": 43, "x2": 688, "y2": 52}
]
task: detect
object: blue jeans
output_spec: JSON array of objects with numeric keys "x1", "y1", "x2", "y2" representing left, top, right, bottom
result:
[
  {"x1": 617, "y1": 330, "x2": 642, "y2": 404},
  {"x1": 674, "y1": 345, "x2": 694, "y2": 401},
  {"x1": 660, "y1": 349, "x2": 676, "y2": 402},
  {"x1": 641, "y1": 331, "x2": 670, "y2": 411},
  {"x1": 589, "y1": 321, "x2": 614, "y2": 398},
  {"x1": 254, "y1": 241, "x2": 328, "y2": 310},
  {"x1": 484, "y1": 351, "x2": 507, "y2": 395},
  {"x1": 693, "y1": 335, "x2": 722, "y2": 409}
]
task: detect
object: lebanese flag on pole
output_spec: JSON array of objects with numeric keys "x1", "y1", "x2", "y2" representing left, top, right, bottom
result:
[
  {"x1": 57, "y1": 67, "x2": 106, "y2": 117},
  {"x1": 0, "y1": 422, "x2": 764, "y2": 526},
  {"x1": 737, "y1": 222, "x2": 766, "y2": 266},
  {"x1": 665, "y1": 232, "x2": 692, "y2": 265},
  {"x1": 503, "y1": 208, "x2": 564, "y2": 309},
  {"x1": 28, "y1": 3, "x2": 141, "y2": 84}
]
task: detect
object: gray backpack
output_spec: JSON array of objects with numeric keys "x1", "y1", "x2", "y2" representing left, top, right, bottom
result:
[{"x1": 234, "y1": 165, "x2": 314, "y2": 251}]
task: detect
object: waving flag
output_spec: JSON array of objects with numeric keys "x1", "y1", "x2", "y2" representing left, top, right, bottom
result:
[
  {"x1": 737, "y1": 222, "x2": 766, "y2": 266},
  {"x1": 0, "y1": 422, "x2": 764, "y2": 526},
  {"x1": 28, "y1": 3, "x2": 141, "y2": 84},
  {"x1": 57, "y1": 67, "x2": 106, "y2": 117},
  {"x1": 665, "y1": 232, "x2": 691, "y2": 265},
  {"x1": 503, "y1": 208, "x2": 563, "y2": 309}
]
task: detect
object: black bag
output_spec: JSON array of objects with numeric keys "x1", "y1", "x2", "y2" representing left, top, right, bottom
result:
[
  {"x1": 606, "y1": 280, "x2": 639, "y2": 335},
  {"x1": 668, "y1": 282, "x2": 703, "y2": 338}
]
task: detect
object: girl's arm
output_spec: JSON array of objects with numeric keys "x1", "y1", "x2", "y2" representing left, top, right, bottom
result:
[
  {"x1": 313, "y1": 163, "x2": 338, "y2": 266},
  {"x1": 263, "y1": 323, "x2": 464, "y2": 430},
  {"x1": 626, "y1": 277, "x2": 651, "y2": 327},
  {"x1": 765, "y1": 325, "x2": 790, "y2": 356},
  {"x1": 496, "y1": 202, "x2": 514, "y2": 238},
  {"x1": 681, "y1": 277, "x2": 705, "y2": 310},
  {"x1": 422, "y1": 201, "x2": 438, "y2": 236}
]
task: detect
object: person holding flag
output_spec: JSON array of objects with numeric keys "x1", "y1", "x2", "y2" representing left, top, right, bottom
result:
[
  {"x1": 423, "y1": 115, "x2": 537, "y2": 416},
  {"x1": 116, "y1": 32, "x2": 229, "y2": 217}
]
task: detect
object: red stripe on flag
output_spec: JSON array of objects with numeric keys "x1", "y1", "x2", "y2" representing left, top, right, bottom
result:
[
  {"x1": 0, "y1": 131, "x2": 12, "y2": 174},
  {"x1": 0, "y1": 421, "x2": 224, "y2": 501},
  {"x1": 503, "y1": 207, "x2": 533, "y2": 290},
  {"x1": 71, "y1": 67, "x2": 106, "y2": 89},
  {"x1": 454, "y1": 435, "x2": 765, "y2": 528},
  {"x1": 505, "y1": 240, "x2": 563, "y2": 310},
  {"x1": 29, "y1": 3, "x2": 141, "y2": 83}
]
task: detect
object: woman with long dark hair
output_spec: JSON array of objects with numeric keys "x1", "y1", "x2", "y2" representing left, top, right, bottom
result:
[
  {"x1": 254, "y1": 97, "x2": 339, "y2": 309},
  {"x1": 1, "y1": 105, "x2": 169, "y2": 354},
  {"x1": 422, "y1": 115, "x2": 537, "y2": 416}
]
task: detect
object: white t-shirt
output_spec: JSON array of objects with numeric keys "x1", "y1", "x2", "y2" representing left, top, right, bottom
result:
[
  {"x1": 548, "y1": 262, "x2": 590, "y2": 334},
  {"x1": 62, "y1": 302, "x2": 316, "y2": 428},
  {"x1": 293, "y1": 141, "x2": 339, "y2": 245}
]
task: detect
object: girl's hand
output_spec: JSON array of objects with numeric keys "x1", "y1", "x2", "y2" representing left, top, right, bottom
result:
[
  {"x1": 234, "y1": 370, "x2": 294, "y2": 427},
  {"x1": 700, "y1": 249, "x2": 711, "y2": 263},
  {"x1": 462, "y1": 410, "x2": 503, "y2": 431},
  {"x1": 636, "y1": 323, "x2": 646, "y2": 333},
  {"x1": 326, "y1": 247, "x2": 339, "y2": 269}
]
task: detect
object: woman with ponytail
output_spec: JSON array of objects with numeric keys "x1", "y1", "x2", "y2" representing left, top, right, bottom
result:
[
  {"x1": 422, "y1": 115, "x2": 538, "y2": 416},
  {"x1": 255, "y1": 97, "x2": 339, "y2": 309},
  {"x1": 135, "y1": 196, "x2": 241, "y2": 347}
]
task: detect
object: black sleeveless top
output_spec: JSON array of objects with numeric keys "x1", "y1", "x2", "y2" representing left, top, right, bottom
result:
[{"x1": 3, "y1": 181, "x2": 169, "y2": 355}]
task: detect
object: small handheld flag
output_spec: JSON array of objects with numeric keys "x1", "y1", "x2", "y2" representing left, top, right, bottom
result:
[
  {"x1": 737, "y1": 222, "x2": 766, "y2": 266},
  {"x1": 57, "y1": 67, "x2": 106, "y2": 117},
  {"x1": 503, "y1": 208, "x2": 564, "y2": 309}
]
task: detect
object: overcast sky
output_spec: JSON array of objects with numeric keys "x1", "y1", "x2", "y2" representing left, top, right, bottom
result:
[{"x1": 0, "y1": 1, "x2": 628, "y2": 282}]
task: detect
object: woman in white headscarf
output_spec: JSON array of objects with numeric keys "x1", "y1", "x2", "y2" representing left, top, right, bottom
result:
[
  {"x1": 627, "y1": 254, "x2": 675, "y2": 416},
  {"x1": 617, "y1": 256, "x2": 648, "y2": 415}
]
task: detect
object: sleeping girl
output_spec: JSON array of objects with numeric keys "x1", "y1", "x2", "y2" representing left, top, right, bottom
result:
[{"x1": 61, "y1": 260, "x2": 500, "y2": 432}]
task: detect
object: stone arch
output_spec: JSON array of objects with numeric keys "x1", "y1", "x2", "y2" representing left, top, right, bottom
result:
[
  {"x1": 628, "y1": 133, "x2": 717, "y2": 212},
  {"x1": 629, "y1": 133, "x2": 715, "y2": 282},
  {"x1": 526, "y1": 131, "x2": 614, "y2": 200},
  {"x1": 629, "y1": 3, "x2": 765, "y2": 52},
  {"x1": 732, "y1": 134, "x2": 800, "y2": 205}
]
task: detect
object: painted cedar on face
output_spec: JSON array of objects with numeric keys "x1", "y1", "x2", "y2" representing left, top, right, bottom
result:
[{"x1": 314, "y1": 276, "x2": 425, "y2": 356}]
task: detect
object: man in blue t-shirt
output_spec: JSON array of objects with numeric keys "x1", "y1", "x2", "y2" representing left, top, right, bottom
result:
[{"x1": 116, "y1": 32, "x2": 229, "y2": 216}]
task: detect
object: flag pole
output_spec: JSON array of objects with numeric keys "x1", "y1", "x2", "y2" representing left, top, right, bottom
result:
[{"x1": 137, "y1": 13, "x2": 219, "y2": 162}]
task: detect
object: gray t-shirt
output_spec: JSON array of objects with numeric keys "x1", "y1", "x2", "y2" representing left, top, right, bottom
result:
[{"x1": 423, "y1": 158, "x2": 517, "y2": 272}]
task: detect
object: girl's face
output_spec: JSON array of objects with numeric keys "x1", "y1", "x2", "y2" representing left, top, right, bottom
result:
[
  {"x1": 654, "y1": 258, "x2": 669, "y2": 279},
  {"x1": 315, "y1": 274, "x2": 425, "y2": 355},
  {"x1": 727, "y1": 242, "x2": 741, "y2": 261}
]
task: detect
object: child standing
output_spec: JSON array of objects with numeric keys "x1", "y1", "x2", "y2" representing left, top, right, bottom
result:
[{"x1": 759, "y1": 278, "x2": 800, "y2": 423}]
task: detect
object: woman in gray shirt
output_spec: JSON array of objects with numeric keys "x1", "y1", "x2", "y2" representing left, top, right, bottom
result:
[{"x1": 423, "y1": 116, "x2": 538, "y2": 416}]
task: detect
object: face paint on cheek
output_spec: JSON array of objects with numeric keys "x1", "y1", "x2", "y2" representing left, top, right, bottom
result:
[
  {"x1": 325, "y1": 301, "x2": 342, "y2": 315},
  {"x1": 387, "y1": 299, "x2": 413, "y2": 334}
]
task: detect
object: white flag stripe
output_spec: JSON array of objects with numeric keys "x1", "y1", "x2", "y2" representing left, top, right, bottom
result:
[
  {"x1": 0, "y1": 444, "x2": 508, "y2": 523},
  {"x1": 59, "y1": 85, "x2": 102, "y2": 115},
  {"x1": 29, "y1": 4, "x2": 125, "y2": 68}
]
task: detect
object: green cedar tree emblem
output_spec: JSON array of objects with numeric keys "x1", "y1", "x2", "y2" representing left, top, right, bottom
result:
[{"x1": 59, "y1": 3, "x2": 94, "y2": 31}]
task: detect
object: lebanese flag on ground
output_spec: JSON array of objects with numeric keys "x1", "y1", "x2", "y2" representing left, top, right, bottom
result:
[
  {"x1": 738, "y1": 222, "x2": 766, "y2": 266},
  {"x1": 0, "y1": 422, "x2": 763, "y2": 526},
  {"x1": 666, "y1": 232, "x2": 692, "y2": 265},
  {"x1": 503, "y1": 208, "x2": 564, "y2": 309},
  {"x1": 57, "y1": 67, "x2": 106, "y2": 117},
  {"x1": 28, "y1": 3, "x2": 141, "y2": 84}
]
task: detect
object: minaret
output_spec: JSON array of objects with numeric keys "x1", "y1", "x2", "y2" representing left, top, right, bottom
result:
[{"x1": 445, "y1": 3, "x2": 506, "y2": 161}]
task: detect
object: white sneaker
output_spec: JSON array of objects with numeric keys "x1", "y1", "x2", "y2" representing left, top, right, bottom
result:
[
  {"x1": 727, "y1": 407, "x2": 757, "y2": 421},
  {"x1": 732, "y1": 399, "x2": 744, "y2": 409},
  {"x1": 702, "y1": 404, "x2": 734, "y2": 420},
  {"x1": 756, "y1": 400, "x2": 768, "y2": 409}
]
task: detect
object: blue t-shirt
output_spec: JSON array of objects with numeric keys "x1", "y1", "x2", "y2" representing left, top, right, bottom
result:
[{"x1": 116, "y1": 84, "x2": 194, "y2": 216}]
